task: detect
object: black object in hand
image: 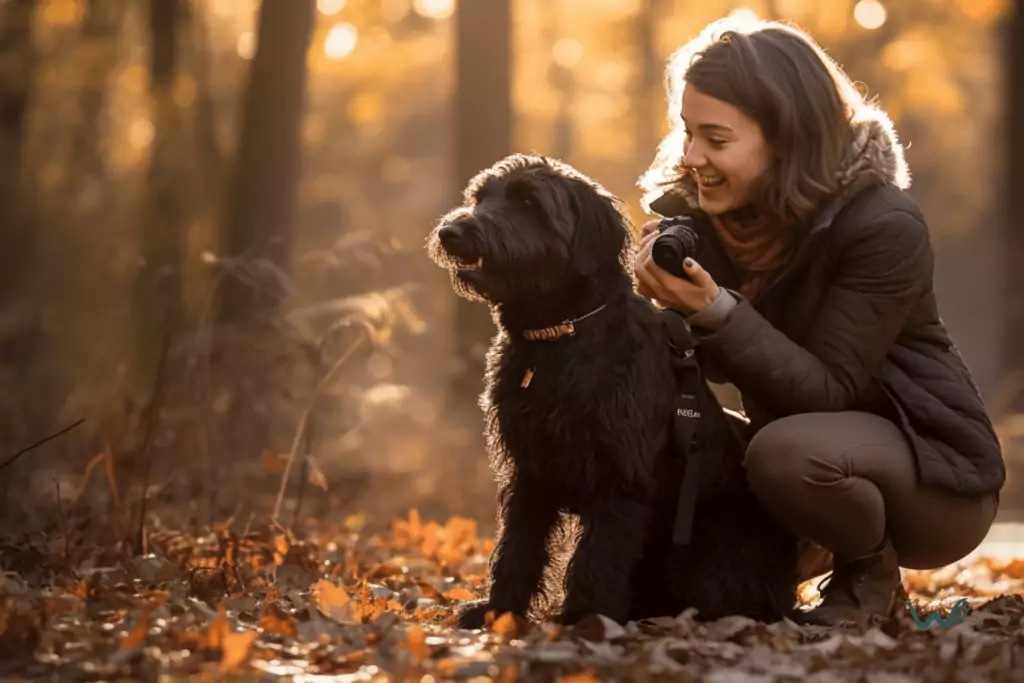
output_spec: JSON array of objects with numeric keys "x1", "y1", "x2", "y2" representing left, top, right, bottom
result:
[{"x1": 652, "y1": 216, "x2": 700, "y2": 279}]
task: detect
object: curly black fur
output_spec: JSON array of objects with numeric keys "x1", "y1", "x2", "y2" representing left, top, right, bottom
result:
[{"x1": 426, "y1": 153, "x2": 801, "y2": 628}]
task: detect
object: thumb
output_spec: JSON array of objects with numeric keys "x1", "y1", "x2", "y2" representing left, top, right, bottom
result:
[{"x1": 683, "y1": 257, "x2": 715, "y2": 289}]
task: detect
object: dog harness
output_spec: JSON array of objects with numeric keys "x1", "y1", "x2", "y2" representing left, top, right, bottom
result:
[{"x1": 661, "y1": 309, "x2": 708, "y2": 546}]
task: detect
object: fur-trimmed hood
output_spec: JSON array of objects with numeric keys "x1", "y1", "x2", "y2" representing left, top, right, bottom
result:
[{"x1": 641, "y1": 107, "x2": 912, "y2": 220}]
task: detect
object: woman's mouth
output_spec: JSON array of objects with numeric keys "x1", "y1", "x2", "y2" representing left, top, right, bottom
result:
[{"x1": 694, "y1": 172, "x2": 725, "y2": 189}]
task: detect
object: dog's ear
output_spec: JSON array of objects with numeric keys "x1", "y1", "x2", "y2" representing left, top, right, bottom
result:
[{"x1": 568, "y1": 183, "x2": 629, "y2": 276}]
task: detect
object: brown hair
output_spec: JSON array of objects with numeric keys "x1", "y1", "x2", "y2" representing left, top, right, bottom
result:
[{"x1": 639, "y1": 16, "x2": 870, "y2": 229}]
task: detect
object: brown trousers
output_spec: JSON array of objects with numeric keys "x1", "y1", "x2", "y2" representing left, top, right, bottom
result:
[{"x1": 742, "y1": 411, "x2": 999, "y2": 578}]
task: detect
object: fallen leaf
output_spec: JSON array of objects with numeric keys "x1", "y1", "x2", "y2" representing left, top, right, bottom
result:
[
  {"x1": 261, "y1": 451, "x2": 289, "y2": 475},
  {"x1": 306, "y1": 456, "x2": 328, "y2": 490},
  {"x1": 442, "y1": 587, "x2": 477, "y2": 601},
  {"x1": 220, "y1": 629, "x2": 258, "y2": 671},
  {"x1": 259, "y1": 602, "x2": 299, "y2": 637},
  {"x1": 402, "y1": 624, "x2": 430, "y2": 661},
  {"x1": 312, "y1": 579, "x2": 358, "y2": 623}
]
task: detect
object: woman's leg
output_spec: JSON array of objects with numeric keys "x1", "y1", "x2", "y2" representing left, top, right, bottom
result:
[{"x1": 742, "y1": 411, "x2": 999, "y2": 623}]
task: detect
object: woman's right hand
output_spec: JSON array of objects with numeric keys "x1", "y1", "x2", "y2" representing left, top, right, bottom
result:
[{"x1": 635, "y1": 222, "x2": 661, "y2": 300}]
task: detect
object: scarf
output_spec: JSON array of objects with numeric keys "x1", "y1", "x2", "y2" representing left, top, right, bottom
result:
[{"x1": 708, "y1": 211, "x2": 795, "y2": 300}]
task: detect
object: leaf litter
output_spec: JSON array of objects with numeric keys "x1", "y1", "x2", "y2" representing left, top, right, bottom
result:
[{"x1": 1, "y1": 509, "x2": 1023, "y2": 682}]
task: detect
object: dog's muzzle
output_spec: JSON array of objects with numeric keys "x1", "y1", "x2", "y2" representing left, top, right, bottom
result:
[{"x1": 437, "y1": 220, "x2": 485, "y2": 271}]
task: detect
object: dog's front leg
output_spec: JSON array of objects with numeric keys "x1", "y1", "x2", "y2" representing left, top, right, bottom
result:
[
  {"x1": 457, "y1": 480, "x2": 559, "y2": 628},
  {"x1": 559, "y1": 498, "x2": 650, "y2": 625}
]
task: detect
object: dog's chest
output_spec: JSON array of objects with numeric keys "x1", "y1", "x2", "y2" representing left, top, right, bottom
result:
[{"x1": 484, "y1": 335, "x2": 663, "y2": 490}]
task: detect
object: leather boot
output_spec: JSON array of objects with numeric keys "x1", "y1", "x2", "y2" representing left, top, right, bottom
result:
[{"x1": 794, "y1": 533, "x2": 906, "y2": 626}]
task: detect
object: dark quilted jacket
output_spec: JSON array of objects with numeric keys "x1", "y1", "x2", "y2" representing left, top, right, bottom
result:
[{"x1": 650, "y1": 114, "x2": 1006, "y2": 497}]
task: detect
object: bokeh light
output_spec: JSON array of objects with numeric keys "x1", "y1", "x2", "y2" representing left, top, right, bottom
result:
[
  {"x1": 236, "y1": 31, "x2": 256, "y2": 59},
  {"x1": 324, "y1": 23, "x2": 359, "y2": 60},
  {"x1": 854, "y1": 0, "x2": 888, "y2": 29},
  {"x1": 551, "y1": 38, "x2": 583, "y2": 69},
  {"x1": 317, "y1": 0, "x2": 347, "y2": 16},
  {"x1": 728, "y1": 7, "x2": 760, "y2": 25},
  {"x1": 413, "y1": 0, "x2": 455, "y2": 20}
]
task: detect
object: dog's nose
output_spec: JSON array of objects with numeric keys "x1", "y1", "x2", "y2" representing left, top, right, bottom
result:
[{"x1": 438, "y1": 221, "x2": 470, "y2": 250}]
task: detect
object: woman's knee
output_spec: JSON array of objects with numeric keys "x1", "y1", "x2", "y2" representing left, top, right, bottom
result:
[{"x1": 743, "y1": 412, "x2": 837, "y2": 493}]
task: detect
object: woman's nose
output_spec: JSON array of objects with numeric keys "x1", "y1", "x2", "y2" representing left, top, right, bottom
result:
[{"x1": 682, "y1": 140, "x2": 706, "y2": 169}]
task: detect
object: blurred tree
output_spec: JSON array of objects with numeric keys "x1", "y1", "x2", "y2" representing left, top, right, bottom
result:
[
  {"x1": 63, "y1": 0, "x2": 128, "y2": 202},
  {"x1": 131, "y1": 0, "x2": 188, "y2": 389},
  {"x1": 0, "y1": 0, "x2": 38, "y2": 449},
  {"x1": 1008, "y1": 0, "x2": 1024, "y2": 413},
  {"x1": 0, "y1": 0, "x2": 36, "y2": 353},
  {"x1": 219, "y1": 0, "x2": 317, "y2": 323},
  {"x1": 633, "y1": 0, "x2": 663, "y2": 176},
  {"x1": 451, "y1": 0, "x2": 511, "y2": 419}
]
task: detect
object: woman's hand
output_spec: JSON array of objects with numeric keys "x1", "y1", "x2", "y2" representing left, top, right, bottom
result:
[{"x1": 634, "y1": 226, "x2": 721, "y2": 315}]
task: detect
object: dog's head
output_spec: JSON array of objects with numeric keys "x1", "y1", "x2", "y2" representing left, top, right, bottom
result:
[{"x1": 426, "y1": 154, "x2": 635, "y2": 304}]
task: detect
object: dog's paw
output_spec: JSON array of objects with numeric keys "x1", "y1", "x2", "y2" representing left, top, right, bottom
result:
[{"x1": 455, "y1": 600, "x2": 495, "y2": 629}]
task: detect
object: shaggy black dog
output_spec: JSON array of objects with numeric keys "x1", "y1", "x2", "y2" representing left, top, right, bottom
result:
[{"x1": 426, "y1": 153, "x2": 800, "y2": 628}]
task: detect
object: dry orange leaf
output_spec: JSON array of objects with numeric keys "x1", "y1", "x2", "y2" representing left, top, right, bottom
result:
[
  {"x1": 402, "y1": 624, "x2": 430, "y2": 661},
  {"x1": 306, "y1": 456, "x2": 328, "y2": 490},
  {"x1": 220, "y1": 629, "x2": 258, "y2": 671},
  {"x1": 259, "y1": 602, "x2": 298, "y2": 638},
  {"x1": 312, "y1": 579, "x2": 357, "y2": 622},
  {"x1": 118, "y1": 611, "x2": 151, "y2": 652},
  {"x1": 261, "y1": 450, "x2": 289, "y2": 474},
  {"x1": 558, "y1": 670, "x2": 601, "y2": 683},
  {"x1": 442, "y1": 587, "x2": 477, "y2": 602},
  {"x1": 491, "y1": 611, "x2": 519, "y2": 639}
]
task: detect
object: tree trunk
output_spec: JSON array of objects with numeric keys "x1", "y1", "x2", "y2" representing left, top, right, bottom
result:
[
  {"x1": 218, "y1": 0, "x2": 316, "y2": 324},
  {"x1": 1008, "y1": 0, "x2": 1024, "y2": 411},
  {"x1": 451, "y1": 0, "x2": 511, "y2": 412},
  {"x1": 633, "y1": 0, "x2": 660, "y2": 167},
  {"x1": 0, "y1": 0, "x2": 37, "y2": 472}
]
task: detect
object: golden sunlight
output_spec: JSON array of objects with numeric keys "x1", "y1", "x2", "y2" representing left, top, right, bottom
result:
[
  {"x1": 236, "y1": 31, "x2": 257, "y2": 59},
  {"x1": 728, "y1": 7, "x2": 760, "y2": 25},
  {"x1": 317, "y1": 0, "x2": 347, "y2": 16},
  {"x1": 854, "y1": 0, "x2": 887, "y2": 30},
  {"x1": 324, "y1": 23, "x2": 359, "y2": 60},
  {"x1": 552, "y1": 38, "x2": 584, "y2": 69},
  {"x1": 413, "y1": 0, "x2": 456, "y2": 21}
]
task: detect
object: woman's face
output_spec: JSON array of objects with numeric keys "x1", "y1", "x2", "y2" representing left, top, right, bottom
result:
[{"x1": 680, "y1": 84, "x2": 771, "y2": 215}]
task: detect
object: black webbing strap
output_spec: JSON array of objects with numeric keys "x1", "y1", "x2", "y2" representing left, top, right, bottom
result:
[{"x1": 661, "y1": 309, "x2": 707, "y2": 546}]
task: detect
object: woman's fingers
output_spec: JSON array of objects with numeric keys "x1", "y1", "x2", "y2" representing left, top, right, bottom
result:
[{"x1": 640, "y1": 219, "x2": 661, "y2": 239}]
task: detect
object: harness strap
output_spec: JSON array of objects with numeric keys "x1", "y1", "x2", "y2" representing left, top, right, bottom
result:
[{"x1": 661, "y1": 309, "x2": 707, "y2": 546}]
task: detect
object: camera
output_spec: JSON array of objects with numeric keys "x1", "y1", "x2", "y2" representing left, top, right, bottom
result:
[{"x1": 652, "y1": 216, "x2": 701, "y2": 279}]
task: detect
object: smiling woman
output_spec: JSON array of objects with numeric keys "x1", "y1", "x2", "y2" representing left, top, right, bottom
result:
[{"x1": 633, "y1": 15, "x2": 1005, "y2": 627}]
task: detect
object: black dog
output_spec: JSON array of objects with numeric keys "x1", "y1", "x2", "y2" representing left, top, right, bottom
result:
[{"x1": 427, "y1": 154, "x2": 800, "y2": 627}]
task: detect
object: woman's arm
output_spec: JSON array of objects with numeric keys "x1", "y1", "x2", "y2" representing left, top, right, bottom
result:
[{"x1": 688, "y1": 209, "x2": 932, "y2": 415}]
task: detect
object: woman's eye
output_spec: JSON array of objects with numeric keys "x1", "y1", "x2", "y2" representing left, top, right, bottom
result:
[{"x1": 709, "y1": 138, "x2": 727, "y2": 149}]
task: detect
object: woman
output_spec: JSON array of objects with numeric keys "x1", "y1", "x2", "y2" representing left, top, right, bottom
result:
[{"x1": 633, "y1": 16, "x2": 1005, "y2": 626}]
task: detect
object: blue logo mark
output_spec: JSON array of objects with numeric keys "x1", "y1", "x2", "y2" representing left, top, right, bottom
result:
[{"x1": 904, "y1": 598, "x2": 972, "y2": 629}]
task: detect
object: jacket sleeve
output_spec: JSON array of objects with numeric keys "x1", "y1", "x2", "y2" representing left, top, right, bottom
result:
[{"x1": 689, "y1": 209, "x2": 933, "y2": 415}]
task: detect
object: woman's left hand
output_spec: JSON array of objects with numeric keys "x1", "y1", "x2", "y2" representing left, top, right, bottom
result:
[{"x1": 634, "y1": 230, "x2": 721, "y2": 315}]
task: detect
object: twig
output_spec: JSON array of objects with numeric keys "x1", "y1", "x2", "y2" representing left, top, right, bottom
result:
[
  {"x1": 292, "y1": 327, "x2": 327, "y2": 532},
  {"x1": 292, "y1": 459, "x2": 309, "y2": 531},
  {"x1": 272, "y1": 329, "x2": 366, "y2": 523},
  {"x1": 135, "y1": 332, "x2": 172, "y2": 555},
  {"x1": 54, "y1": 478, "x2": 70, "y2": 562},
  {"x1": 0, "y1": 418, "x2": 85, "y2": 471}
]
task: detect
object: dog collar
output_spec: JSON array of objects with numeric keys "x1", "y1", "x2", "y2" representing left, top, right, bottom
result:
[{"x1": 522, "y1": 303, "x2": 608, "y2": 342}]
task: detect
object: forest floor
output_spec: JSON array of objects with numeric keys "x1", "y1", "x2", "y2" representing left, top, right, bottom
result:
[{"x1": 2, "y1": 508, "x2": 1024, "y2": 682}]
